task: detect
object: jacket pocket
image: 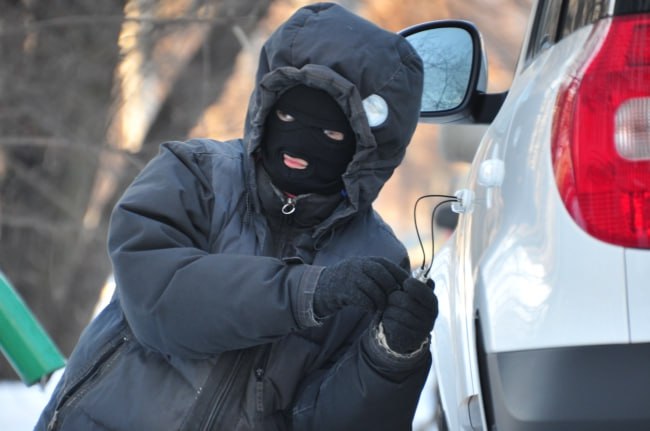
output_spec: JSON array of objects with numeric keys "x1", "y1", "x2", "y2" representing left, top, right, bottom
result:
[
  {"x1": 200, "y1": 351, "x2": 245, "y2": 431},
  {"x1": 179, "y1": 349, "x2": 250, "y2": 431},
  {"x1": 47, "y1": 329, "x2": 130, "y2": 431}
]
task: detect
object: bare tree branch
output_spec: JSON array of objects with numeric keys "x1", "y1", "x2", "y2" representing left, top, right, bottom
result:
[
  {"x1": 0, "y1": 137, "x2": 145, "y2": 170},
  {"x1": 0, "y1": 14, "x2": 267, "y2": 35}
]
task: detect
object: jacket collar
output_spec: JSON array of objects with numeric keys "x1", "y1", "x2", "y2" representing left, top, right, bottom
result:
[{"x1": 255, "y1": 164, "x2": 344, "y2": 230}]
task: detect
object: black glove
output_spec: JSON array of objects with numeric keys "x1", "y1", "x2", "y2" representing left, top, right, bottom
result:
[
  {"x1": 381, "y1": 277, "x2": 438, "y2": 354},
  {"x1": 313, "y1": 257, "x2": 409, "y2": 318}
]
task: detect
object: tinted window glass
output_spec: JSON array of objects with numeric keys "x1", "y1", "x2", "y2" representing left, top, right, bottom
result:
[
  {"x1": 525, "y1": 0, "x2": 564, "y2": 64},
  {"x1": 614, "y1": 0, "x2": 650, "y2": 15},
  {"x1": 560, "y1": 0, "x2": 607, "y2": 39}
]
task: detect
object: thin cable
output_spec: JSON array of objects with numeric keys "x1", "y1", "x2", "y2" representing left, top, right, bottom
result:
[
  {"x1": 424, "y1": 199, "x2": 457, "y2": 278},
  {"x1": 413, "y1": 194, "x2": 457, "y2": 271}
]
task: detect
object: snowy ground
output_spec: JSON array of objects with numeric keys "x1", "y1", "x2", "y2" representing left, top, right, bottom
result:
[{"x1": 0, "y1": 369, "x2": 62, "y2": 430}]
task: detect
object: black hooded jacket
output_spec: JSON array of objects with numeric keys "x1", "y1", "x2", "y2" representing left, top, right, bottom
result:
[{"x1": 36, "y1": 3, "x2": 427, "y2": 430}]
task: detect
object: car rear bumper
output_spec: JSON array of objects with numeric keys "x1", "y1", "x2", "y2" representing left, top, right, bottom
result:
[{"x1": 479, "y1": 342, "x2": 650, "y2": 430}]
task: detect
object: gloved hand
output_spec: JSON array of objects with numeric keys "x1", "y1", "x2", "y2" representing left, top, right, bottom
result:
[
  {"x1": 313, "y1": 257, "x2": 409, "y2": 318},
  {"x1": 381, "y1": 277, "x2": 438, "y2": 354}
]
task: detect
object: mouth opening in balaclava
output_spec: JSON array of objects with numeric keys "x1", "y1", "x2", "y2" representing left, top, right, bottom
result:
[{"x1": 260, "y1": 85, "x2": 356, "y2": 196}]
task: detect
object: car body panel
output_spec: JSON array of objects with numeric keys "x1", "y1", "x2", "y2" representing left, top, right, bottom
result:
[
  {"x1": 429, "y1": 12, "x2": 648, "y2": 431},
  {"x1": 407, "y1": 0, "x2": 650, "y2": 429},
  {"x1": 627, "y1": 248, "x2": 650, "y2": 343}
]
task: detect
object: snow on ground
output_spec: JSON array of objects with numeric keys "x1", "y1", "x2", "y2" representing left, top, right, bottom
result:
[{"x1": 0, "y1": 369, "x2": 62, "y2": 430}]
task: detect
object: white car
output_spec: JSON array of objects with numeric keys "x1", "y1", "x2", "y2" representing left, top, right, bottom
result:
[{"x1": 402, "y1": 1, "x2": 650, "y2": 430}]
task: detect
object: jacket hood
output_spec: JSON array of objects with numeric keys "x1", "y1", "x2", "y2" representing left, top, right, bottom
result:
[{"x1": 244, "y1": 2, "x2": 423, "y2": 236}]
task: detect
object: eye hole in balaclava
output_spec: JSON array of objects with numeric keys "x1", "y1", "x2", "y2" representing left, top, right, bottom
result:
[{"x1": 260, "y1": 85, "x2": 356, "y2": 196}]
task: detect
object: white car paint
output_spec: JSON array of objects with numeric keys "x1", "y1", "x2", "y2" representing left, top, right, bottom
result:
[{"x1": 427, "y1": 11, "x2": 650, "y2": 431}]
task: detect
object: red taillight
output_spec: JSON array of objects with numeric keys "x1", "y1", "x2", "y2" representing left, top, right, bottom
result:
[{"x1": 552, "y1": 15, "x2": 650, "y2": 249}]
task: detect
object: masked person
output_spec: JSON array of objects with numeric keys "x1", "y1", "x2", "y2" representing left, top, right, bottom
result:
[{"x1": 36, "y1": 3, "x2": 436, "y2": 430}]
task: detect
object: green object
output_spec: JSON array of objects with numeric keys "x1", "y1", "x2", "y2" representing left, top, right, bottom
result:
[{"x1": 0, "y1": 272, "x2": 66, "y2": 386}]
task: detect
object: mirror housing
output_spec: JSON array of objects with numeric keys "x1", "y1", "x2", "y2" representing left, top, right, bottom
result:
[{"x1": 400, "y1": 20, "x2": 506, "y2": 124}]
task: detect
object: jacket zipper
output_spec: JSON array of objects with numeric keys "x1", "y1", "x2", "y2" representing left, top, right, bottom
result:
[
  {"x1": 47, "y1": 333, "x2": 129, "y2": 430},
  {"x1": 281, "y1": 196, "x2": 296, "y2": 215},
  {"x1": 273, "y1": 195, "x2": 297, "y2": 257},
  {"x1": 254, "y1": 345, "x2": 272, "y2": 414},
  {"x1": 200, "y1": 351, "x2": 244, "y2": 431}
]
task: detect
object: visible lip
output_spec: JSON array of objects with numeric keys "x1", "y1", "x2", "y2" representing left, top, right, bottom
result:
[{"x1": 283, "y1": 154, "x2": 308, "y2": 169}]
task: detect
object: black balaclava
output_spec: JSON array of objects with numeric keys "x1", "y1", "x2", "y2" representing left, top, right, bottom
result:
[{"x1": 260, "y1": 85, "x2": 356, "y2": 196}]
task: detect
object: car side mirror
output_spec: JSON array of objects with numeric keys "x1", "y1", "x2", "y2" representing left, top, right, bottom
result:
[{"x1": 400, "y1": 20, "x2": 505, "y2": 124}]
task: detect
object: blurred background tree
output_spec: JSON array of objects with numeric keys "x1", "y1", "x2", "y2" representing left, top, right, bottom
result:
[
  {"x1": 0, "y1": 0, "x2": 273, "y2": 380},
  {"x1": 0, "y1": 0, "x2": 531, "y2": 380}
]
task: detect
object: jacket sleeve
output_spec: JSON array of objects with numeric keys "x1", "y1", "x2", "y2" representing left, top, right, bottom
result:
[
  {"x1": 108, "y1": 141, "x2": 321, "y2": 358},
  {"x1": 290, "y1": 323, "x2": 431, "y2": 430}
]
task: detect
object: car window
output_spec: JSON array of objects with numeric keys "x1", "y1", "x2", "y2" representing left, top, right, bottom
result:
[
  {"x1": 559, "y1": 0, "x2": 607, "y2": 39},
  {"x1": 524, "y1": 0, "x2": 564, "y2": 65}
]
